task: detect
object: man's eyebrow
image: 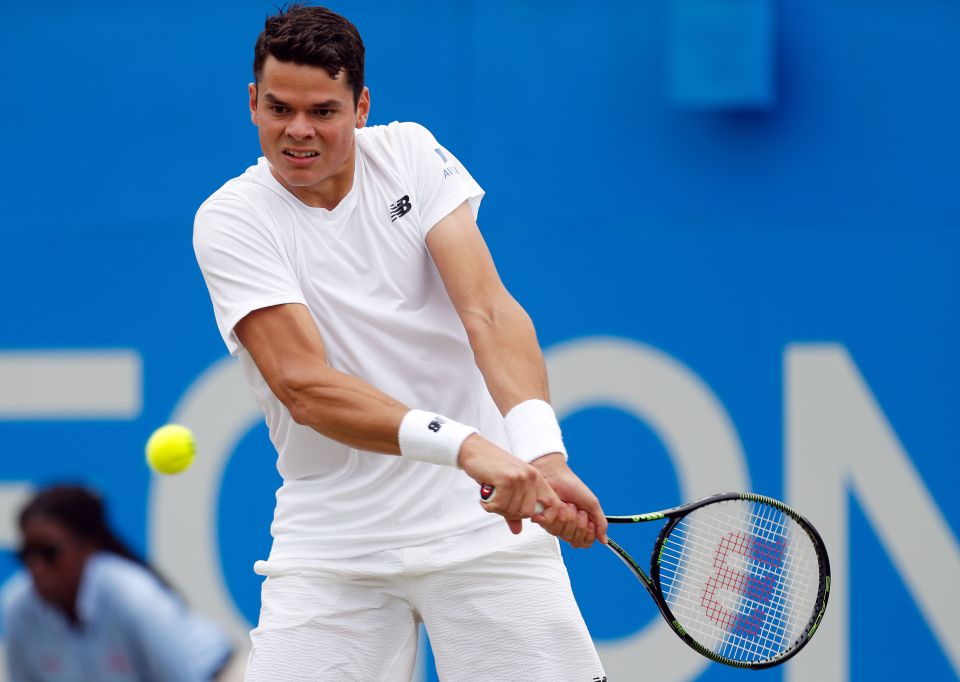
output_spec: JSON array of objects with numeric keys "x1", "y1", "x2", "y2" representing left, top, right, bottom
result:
[{"x1": 262, "y1": 93, "x2": 343, "y2": 108}]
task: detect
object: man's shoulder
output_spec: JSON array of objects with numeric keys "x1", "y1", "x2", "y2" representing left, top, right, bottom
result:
[
  {"x1": 358, "y1": 121, "x2": 436, "y2": 153},
  {"x1": 197, "y1": 159, "x2": 282, "y2": 217},
  {"x1": 194, "y1": 166, "x2": 289, "y2": 244}
]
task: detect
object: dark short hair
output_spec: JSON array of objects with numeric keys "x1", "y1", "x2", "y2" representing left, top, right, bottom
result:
[{"x1": 253, "y1": 4, "x2": 365, "y2": 105}]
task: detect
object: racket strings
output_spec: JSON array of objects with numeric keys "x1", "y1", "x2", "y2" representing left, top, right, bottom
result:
[
  {"x1": 661, "y1": 522, "x2": 815, "y2": 604},
  {"x1": 668, "y1": 511, "x2": 817, "y2": 661},
  {"x1": 656, "y1": 500, "x2": 821, "y2": 663},
  {"x1": 663, "y1": 553, "x2": 803, "y2": 659},
  {"x1": 660, "y1": 555, "x2": 810, "y2": 661},
  {"x1": 663, "y1": 507, "x2": 818, "y2": 661}
]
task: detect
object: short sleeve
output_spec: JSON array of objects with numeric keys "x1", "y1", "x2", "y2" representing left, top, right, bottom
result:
[
  {"x1": 399, "y1": 122, "x2": 485, "y2": 238},
  {"x1": 194, "y1": 198, "x2": 307, "y2": 355}
]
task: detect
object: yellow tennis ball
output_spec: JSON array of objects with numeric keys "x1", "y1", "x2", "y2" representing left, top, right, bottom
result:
[{"x1": 145, "y1": 424, "x2": 196, "y2": 475}]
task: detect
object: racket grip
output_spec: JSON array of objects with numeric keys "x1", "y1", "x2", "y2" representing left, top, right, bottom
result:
[{"x1": 479, "y1": 484, "x2": 545, "y2": 514}]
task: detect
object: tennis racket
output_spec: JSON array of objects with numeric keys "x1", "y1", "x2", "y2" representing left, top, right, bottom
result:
[{"x1": 480, "y1": 487, "x2": 830, "y2": 669}]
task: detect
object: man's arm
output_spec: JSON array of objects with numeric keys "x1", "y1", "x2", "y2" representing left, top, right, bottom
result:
[
  {"x1": 234, "y1": 303, "x2": 563, "y2": 527},
  {"x1": 426, "y1": 202, "x2": 608, "y2": 547}
]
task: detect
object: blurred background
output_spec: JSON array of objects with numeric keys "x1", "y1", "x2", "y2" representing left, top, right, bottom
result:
[{"x1": 1, "y1": 0, "x2": 957, "y2": 680}]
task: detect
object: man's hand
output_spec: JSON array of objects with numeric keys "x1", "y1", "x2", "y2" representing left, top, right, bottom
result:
[
  {"x1": 530, "y1": 453, "x2": 607, "y2": 548},
  {"x1": 458, "y1": 434, "x2": 564, "y2": 535}
]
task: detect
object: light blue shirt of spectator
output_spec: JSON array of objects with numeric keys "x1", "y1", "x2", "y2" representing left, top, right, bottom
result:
[{"x1": 2, "y1": 552, "x2": 232, "y2": 682}]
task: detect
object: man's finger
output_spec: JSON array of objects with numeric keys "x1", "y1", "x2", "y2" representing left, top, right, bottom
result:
[
  {"x1": 559, "y1": 503, "x2": 579, "y2": 540},
  {"x1": 534, "y1": 504, "x2": 558, "y2": 526},
  {"x1": 520, "y1": 480, "x2": 542, "y2": 518},
  {"x1": 537, "y1": 491, "x2": 564, "y2": 514},
  {"x1": 584, "y1": 496, "x2": 608, "y2": 543},
  {"x1": 572, "y1": 509, "x2": 591, "y2": 547}
]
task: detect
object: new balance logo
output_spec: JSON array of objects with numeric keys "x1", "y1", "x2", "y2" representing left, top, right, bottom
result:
[
  {"x1": 389, "y1": 195, "x2": 412, "y2": 221},
  {"x1": 428, "y1": 416, "x2": 446, "y2": 433}
]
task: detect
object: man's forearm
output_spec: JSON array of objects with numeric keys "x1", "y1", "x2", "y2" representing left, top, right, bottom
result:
[
  {"x1": 461, "y1": 296, "x2": 551, "y2": 415},
  {"x1": 271, "y1": 363, "x2": 410, "y2": 454}
]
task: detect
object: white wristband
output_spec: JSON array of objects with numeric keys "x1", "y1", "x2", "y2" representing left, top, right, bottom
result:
[
  {"x1": 398, "y1": 409, "x2": 477, "y2": 468},
  {"x1": 504, "y1": 399, "x2": 567, "y2": 463}
]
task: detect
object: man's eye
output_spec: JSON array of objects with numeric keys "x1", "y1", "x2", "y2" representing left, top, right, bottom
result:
[
  {"x1": 314, "y1": 109, "x2": 333, "y2": 117},
  {"x1": 270, "y1": 105, "x2": 288, "y2": 114}
]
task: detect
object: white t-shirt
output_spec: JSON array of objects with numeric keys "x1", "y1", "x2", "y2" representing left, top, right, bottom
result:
[{"x1": 194, "y1": 122, "x2": 507, "y2": 560}]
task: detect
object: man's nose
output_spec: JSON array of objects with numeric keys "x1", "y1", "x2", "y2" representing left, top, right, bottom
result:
[{"x1": 286, "y1": 113, "x2": 315, "y2": 140}]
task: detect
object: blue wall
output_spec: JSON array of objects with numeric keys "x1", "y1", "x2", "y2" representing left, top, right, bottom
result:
[{"x1": 1, "y1": 2, "x2": 957, "y2": 680}]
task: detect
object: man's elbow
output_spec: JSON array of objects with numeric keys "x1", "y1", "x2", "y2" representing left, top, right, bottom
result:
[
  {"x1": 461, "y1": 297, "x2": 529, "y2": 339},
  {"x1": 285, "y1": 397, "x2": 313, "y2": 426},
  {"x1": 272, "y1": 370, "x2": 325, "y2": 426}
]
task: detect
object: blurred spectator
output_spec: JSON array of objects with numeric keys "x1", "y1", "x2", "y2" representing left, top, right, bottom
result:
[{"x1": 1, "y1": 485, "x2": 233, "y2": 681}]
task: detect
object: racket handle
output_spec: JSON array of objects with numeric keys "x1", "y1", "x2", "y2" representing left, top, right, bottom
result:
[{"x1": 479, "y1": 484, "x2": 545, "y2": 514}]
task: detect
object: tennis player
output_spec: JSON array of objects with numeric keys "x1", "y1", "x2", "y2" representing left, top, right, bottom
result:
[{"x1": 194, "y1": 5, "x2": 607, "y2": 680}]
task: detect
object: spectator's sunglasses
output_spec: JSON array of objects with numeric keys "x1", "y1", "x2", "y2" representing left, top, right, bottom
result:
[{"x1": 16, "y1": 542, "x2": 66, "y2": 565}]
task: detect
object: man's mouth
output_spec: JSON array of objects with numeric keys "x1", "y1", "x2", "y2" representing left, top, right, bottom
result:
[{"x1": 284, "y1": 150, "x2": 319, "y2": 158}]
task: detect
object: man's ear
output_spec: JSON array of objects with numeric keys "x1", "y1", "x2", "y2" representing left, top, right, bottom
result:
[
  {"x1": 249, "y1": 83, "x2": 259, "y2": 125},
  {"x1": 356, "y1": 86, "x2": 371, "y2": 129}
]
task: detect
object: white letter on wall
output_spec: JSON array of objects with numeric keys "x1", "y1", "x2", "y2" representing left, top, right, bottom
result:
[{"x1": 785, "y1": 344, "x2": 960, "y2": 680}]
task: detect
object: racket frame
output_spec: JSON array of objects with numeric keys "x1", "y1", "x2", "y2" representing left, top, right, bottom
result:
[{"x1": 604, "y1": 491, "x2": 831, "y2": 669}]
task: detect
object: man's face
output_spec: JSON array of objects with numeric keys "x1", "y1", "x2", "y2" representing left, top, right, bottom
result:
[{"x1": 249, "y1": 55, "x2": 370, "y2": 205}]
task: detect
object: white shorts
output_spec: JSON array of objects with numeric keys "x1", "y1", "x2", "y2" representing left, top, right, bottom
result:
[{"x1": 244, "y1": 522, "x2": 606, "y2": 682}]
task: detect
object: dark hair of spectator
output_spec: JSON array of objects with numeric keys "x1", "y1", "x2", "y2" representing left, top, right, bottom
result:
[{"x1": 19, "y1": 485, "x2": 173, "y2": 591}]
